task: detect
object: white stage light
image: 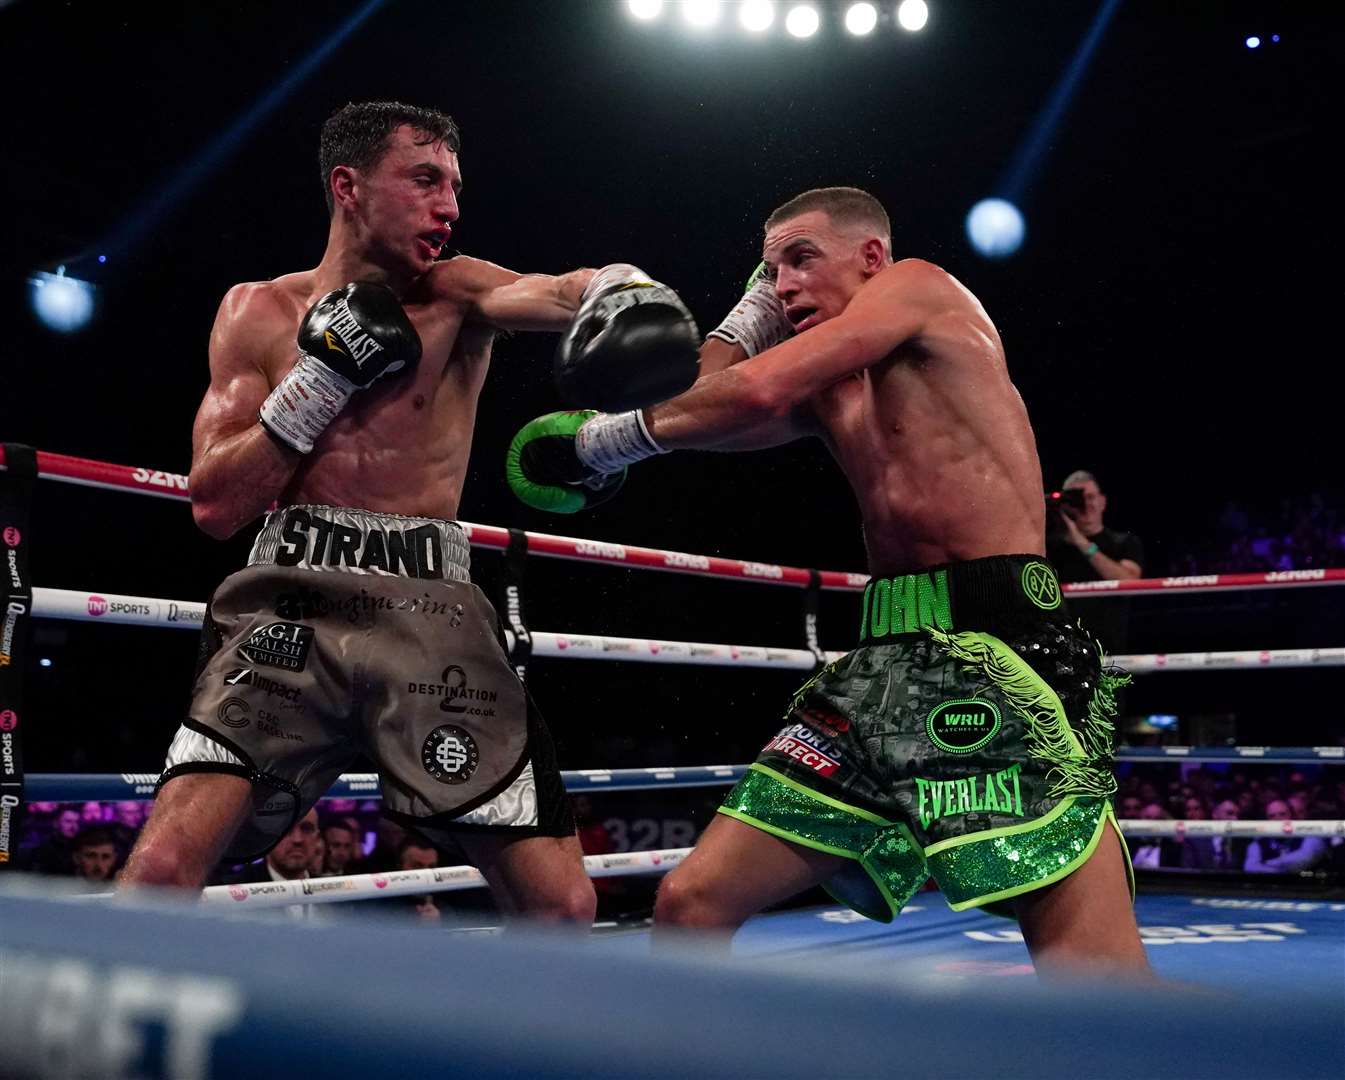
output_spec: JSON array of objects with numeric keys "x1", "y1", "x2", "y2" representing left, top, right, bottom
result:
[
  {"x1": 740, "y1": 0, "x2": 775, "y2": 32},
  {"x1": 965, "y1": 199, "x2": 1026, "y2": 259},
  {"x1": 785, "y1": 4, "x2": 819, "y2": 38},
  {"x1": 627, "y1": 0, "x2": 664, "y2": 20},
  {"x1": 29, "y1": 267, "x2": 96, "y2": 333},
  {"x1": 845, "y1": 3, "x2": 878, "y2": 35},
  {"x1": 897, "y1": 0, "x2": 929, "y2": 33},
  {"x1": 682, "y1": 0, "x2": 722, "y2": 28}
]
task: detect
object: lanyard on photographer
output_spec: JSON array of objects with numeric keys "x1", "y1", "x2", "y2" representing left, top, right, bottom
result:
[
  {"x1": 802, "y1": 568, "x2": 827, "y2": 672},
  {"x1": 500, "y1": 528, "x2": 533, "y2": 685},
  {"x1": 0, "y1": 444, "x2": 37, "y2": 870}
]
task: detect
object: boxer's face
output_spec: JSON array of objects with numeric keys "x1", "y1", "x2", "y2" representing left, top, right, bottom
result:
[
  {"x1": 351, "y1": 125, "x2": 461, "y2": 274},
  {"x1": 764, "y1": 210, "x2": 883, "y2": 334}
]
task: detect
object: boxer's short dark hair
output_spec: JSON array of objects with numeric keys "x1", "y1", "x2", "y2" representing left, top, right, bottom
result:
[
  {"x1": 320, "y1": 101, "x2": 461, "y2": 215},
  {"x1": 766, "y1": 186, "x2": 891, "y2": 247}
]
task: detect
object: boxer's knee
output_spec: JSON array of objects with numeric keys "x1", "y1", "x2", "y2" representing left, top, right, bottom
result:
[
  {"x1": 119, "y1": 835, "x2": 208, "y2": 890},
  {"x1": 654, "y1": 868, "x2": 743, "y2": 931},
  {"x1": 521, "y1": 876, "x2": 596, "y2": 925}
]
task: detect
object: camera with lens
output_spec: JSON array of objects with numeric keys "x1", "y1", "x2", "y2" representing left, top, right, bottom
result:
[{"x1": 1044, "y1": 487, "x2": 1087, "y2": 539}]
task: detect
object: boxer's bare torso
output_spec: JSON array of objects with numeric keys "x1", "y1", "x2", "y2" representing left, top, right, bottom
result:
[
  {"x1": 188, "y1": 124, "x2": 590, "y2": 538},
  {"x1": 805, "y1": 265, "x2": 1045, "y2": 576}
]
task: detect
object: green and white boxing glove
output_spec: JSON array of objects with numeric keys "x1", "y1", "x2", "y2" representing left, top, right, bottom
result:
[
  {"x1": 706, "y1": 262, "x2": 793, "y2": 357},
  {"x1": 506, "y1": 411, "x2": 632, "y2": 514}
]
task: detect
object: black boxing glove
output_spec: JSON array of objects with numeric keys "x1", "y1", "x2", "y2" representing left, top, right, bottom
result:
[
  {"x1": 260, "y1": 281, "x2": 422, "y2": 454},
  {"x1": 554, "y1": 264, "x2": 699, "y2": 412}
]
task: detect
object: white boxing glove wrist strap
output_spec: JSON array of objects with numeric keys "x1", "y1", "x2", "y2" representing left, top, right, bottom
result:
[
  {"x1": 576, "y1": 410, "x2": 665, "y2": 473},
  {"x1": 258, "y1": 353, "x2": 356, "y2": 455},
  {"x1": 706, "y1": 279, "x2": 793, "y2": 358},
  {"x1": 582, "y1": 263, "x2": 655, "y2": 302}
]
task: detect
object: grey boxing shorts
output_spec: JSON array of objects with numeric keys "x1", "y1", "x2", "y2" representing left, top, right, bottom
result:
[{"x1": 161, "y1": 504, "x2": 574, "y2": 861}]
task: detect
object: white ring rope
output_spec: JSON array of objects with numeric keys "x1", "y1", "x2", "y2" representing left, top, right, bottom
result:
[
  {"x1": 197, "y1": 847, "x2": 690, "y2": 909},
  {"x1": 176, "y1": 817, "x2": 1345, "y2": 911},
  {"x1": 30, "y1": 587, "x2": 1345, "y2": 674}
]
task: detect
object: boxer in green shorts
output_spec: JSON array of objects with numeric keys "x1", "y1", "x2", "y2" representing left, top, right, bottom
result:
[
  {"x1": 720, "y1": 555, "x2": 1131, "y2": 921},
  {"x1": 509, "y1": 186, "x2": 1150, "y2": 974}
]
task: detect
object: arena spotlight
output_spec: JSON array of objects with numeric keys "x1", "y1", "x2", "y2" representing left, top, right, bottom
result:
[
  {"x1": 965, "y1": 198, "x2": 1025, "y2": 259},
  {"x1": 896, "y1": 0, "x2": 929, "y2": 33},
  {"x1": 682, "y1": 0, "x2": 722, "y2": 28},
  {"x1": 785, "y1": 4, "x2": 820, "y2": 38},
  {"x1": 845, "y1": 3, "x2": 878, "y2": 35},
  {"x1": 627, "y1": 0, "x2": 664, "y2": 19},
  {"x1": 740, "y1": 0, "x2": 775, "y2": 32},
  {"x1": 1245, "y1": 35, "x2": 1261, "y2": 49},
  {"x1": 28, "y1": 266, "x2": 96, "y2": 333}
]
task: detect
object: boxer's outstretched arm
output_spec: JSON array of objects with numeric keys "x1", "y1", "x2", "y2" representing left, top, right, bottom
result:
[
  {"x1": 439, "y1": 257, "x2": 595, "y2": 333},
  {"x1": 189, "y1": 283, "x2": 304, "y2": 539},
  {"x1": 645, "y1": 260, "x2": 942, "y2": 451}
]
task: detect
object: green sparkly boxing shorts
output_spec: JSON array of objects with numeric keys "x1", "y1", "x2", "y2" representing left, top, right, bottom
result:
[{"x1": 719, "y1": 554, "x2": 1134, "y2": 921}]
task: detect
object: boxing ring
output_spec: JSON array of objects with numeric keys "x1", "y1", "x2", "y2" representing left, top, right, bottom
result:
[{"x1": 2, "y1": 447, "x2": 1344, "y2": 1079}]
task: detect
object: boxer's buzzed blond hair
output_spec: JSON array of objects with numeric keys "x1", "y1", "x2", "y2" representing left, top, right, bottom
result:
[{"x1": 766, "y1": 187, "x2": 891, "y2": 252}]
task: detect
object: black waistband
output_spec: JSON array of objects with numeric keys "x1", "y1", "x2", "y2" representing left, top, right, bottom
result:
[{"x1": 857, "y1": 555, "x2": 1067, "y2": 646}]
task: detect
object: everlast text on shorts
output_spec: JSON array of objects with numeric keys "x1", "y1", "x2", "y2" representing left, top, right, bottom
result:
[{"x1": 274, "y1": 507, "x2": 444, "y2": 578}]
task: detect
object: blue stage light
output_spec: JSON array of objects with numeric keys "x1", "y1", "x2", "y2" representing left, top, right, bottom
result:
[
  {"x1": 28, "y1": 267, "x2": 96, "y2": 333},
  {"x1": 966, "y1": 199, "x2": 1025, "y2": 259},
  {"x1": 98, "y1": 254, "x2": 107, "y2": 264}
]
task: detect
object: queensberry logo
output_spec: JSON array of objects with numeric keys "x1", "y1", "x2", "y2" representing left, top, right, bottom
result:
[{"x1": 926, "y1": 699, "x2": 1001, "y2": 754}]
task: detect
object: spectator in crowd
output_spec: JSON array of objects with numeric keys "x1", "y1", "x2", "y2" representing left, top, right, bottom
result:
[
  {"x1": 309, "y1": 830, "x2": 327, "y2": 877},
  {"x1": 220, "y1": 809, "x2": 322, "y2": 919},
  {"x1": 365, "y1": 836, "x2": 442, "y2": 922},
  {"x1": 1046, "y1": 470, "x2": 1145, "y2": 655},
  {"x1": 321, "y1": 819, "x2": 363, "y2": 877},
  {"x1": 1130, "y1": 803, "x2": 1184, "y2": 869},
  {"x1": 70, "y1": 827, "x2": 121, "y2": 889},
  {"x1": 20, "y1": 806, "x2": 82, "y2": 875},
  {"x1": 109, "y1": 801, "x2": 145, "y2": 857},
  {"x1": 80, "y1": 801, "x2": 105, "y2": 825},
  {"x1": 1047, "y1": 471, "x2": 1144, "y2": 583},
  {"x1": 363, "y1": 818, "x2": 408, "y2": 874},
  {"x1": 1118, "y1": 794, "x2": 1144, "y2": 820},
  {"x1": 1244, "y1": 799, "x2": 1329, "y2": 874},
  {"x1": 1205, "y1": 798, "x2": 1246, "y2": 871}
]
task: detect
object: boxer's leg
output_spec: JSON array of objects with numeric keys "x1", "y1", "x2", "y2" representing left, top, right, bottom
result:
[
  {"x1": 119, "y1": 772, "x2": 252, "y2": 889},
  {"x1": 454, "y1": 831, "x2": 596, "y2": 926}
]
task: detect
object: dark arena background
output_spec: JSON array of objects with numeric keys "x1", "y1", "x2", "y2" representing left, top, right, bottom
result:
[{"x1": 1, "y1": 3, "x2": 1343, "y2": 1078}]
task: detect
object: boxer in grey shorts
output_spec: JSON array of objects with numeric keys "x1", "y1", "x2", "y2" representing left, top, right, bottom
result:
[{"x1": 164, "y1": 504, "x2": 573, "y2": 860}]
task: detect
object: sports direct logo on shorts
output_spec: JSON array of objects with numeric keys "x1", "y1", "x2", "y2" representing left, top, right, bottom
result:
[{"x1": 763, "y1": 732, "x2": 839, "y2": 776}]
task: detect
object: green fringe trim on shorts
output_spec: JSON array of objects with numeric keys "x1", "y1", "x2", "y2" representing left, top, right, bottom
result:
[{"x1": 927, "y1": 627, "x2": 1120, "y2": 801}]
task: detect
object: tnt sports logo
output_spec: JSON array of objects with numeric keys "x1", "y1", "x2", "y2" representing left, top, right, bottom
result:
[
  {"x1": 87, "y1": 595, "x2": 108, "y2": 617},
  {"x1": 2, "y1": 527, "x2": 19, "y2": 548},
  {"x1": 926, "y1": 698, "x2": 1002, "y2": 754},
  {"x1": 1021, "y1": 561, "x2": 1062, "y2": 611},
  {"x1": 421, "y1": 724, "x2": 480, "y2": 785},
  {"x1": 0, "y1": 710, "x2": 16, "y2": 732},
  {"x1": 217, "y1": 698, "x2": 251, "y2": 730},
  {"x1": 228, "y1": 886, "x2": 248, "y2": 902}
]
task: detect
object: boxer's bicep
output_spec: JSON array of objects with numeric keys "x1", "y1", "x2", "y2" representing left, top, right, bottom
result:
[{"x1": 446, "y1": 258, "x2": 591, "y2": 332}]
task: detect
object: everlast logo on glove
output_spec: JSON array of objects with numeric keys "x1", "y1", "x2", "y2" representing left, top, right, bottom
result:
[
  {"x1": 274, "y1": 507, "x2": 444, "y2": 578},
  {"x1": 238, "y1": 622, "x2": 314, "y2": 672},
  {"x1": 322, "y1": 299, "x2": 386, "y2": 368}
]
